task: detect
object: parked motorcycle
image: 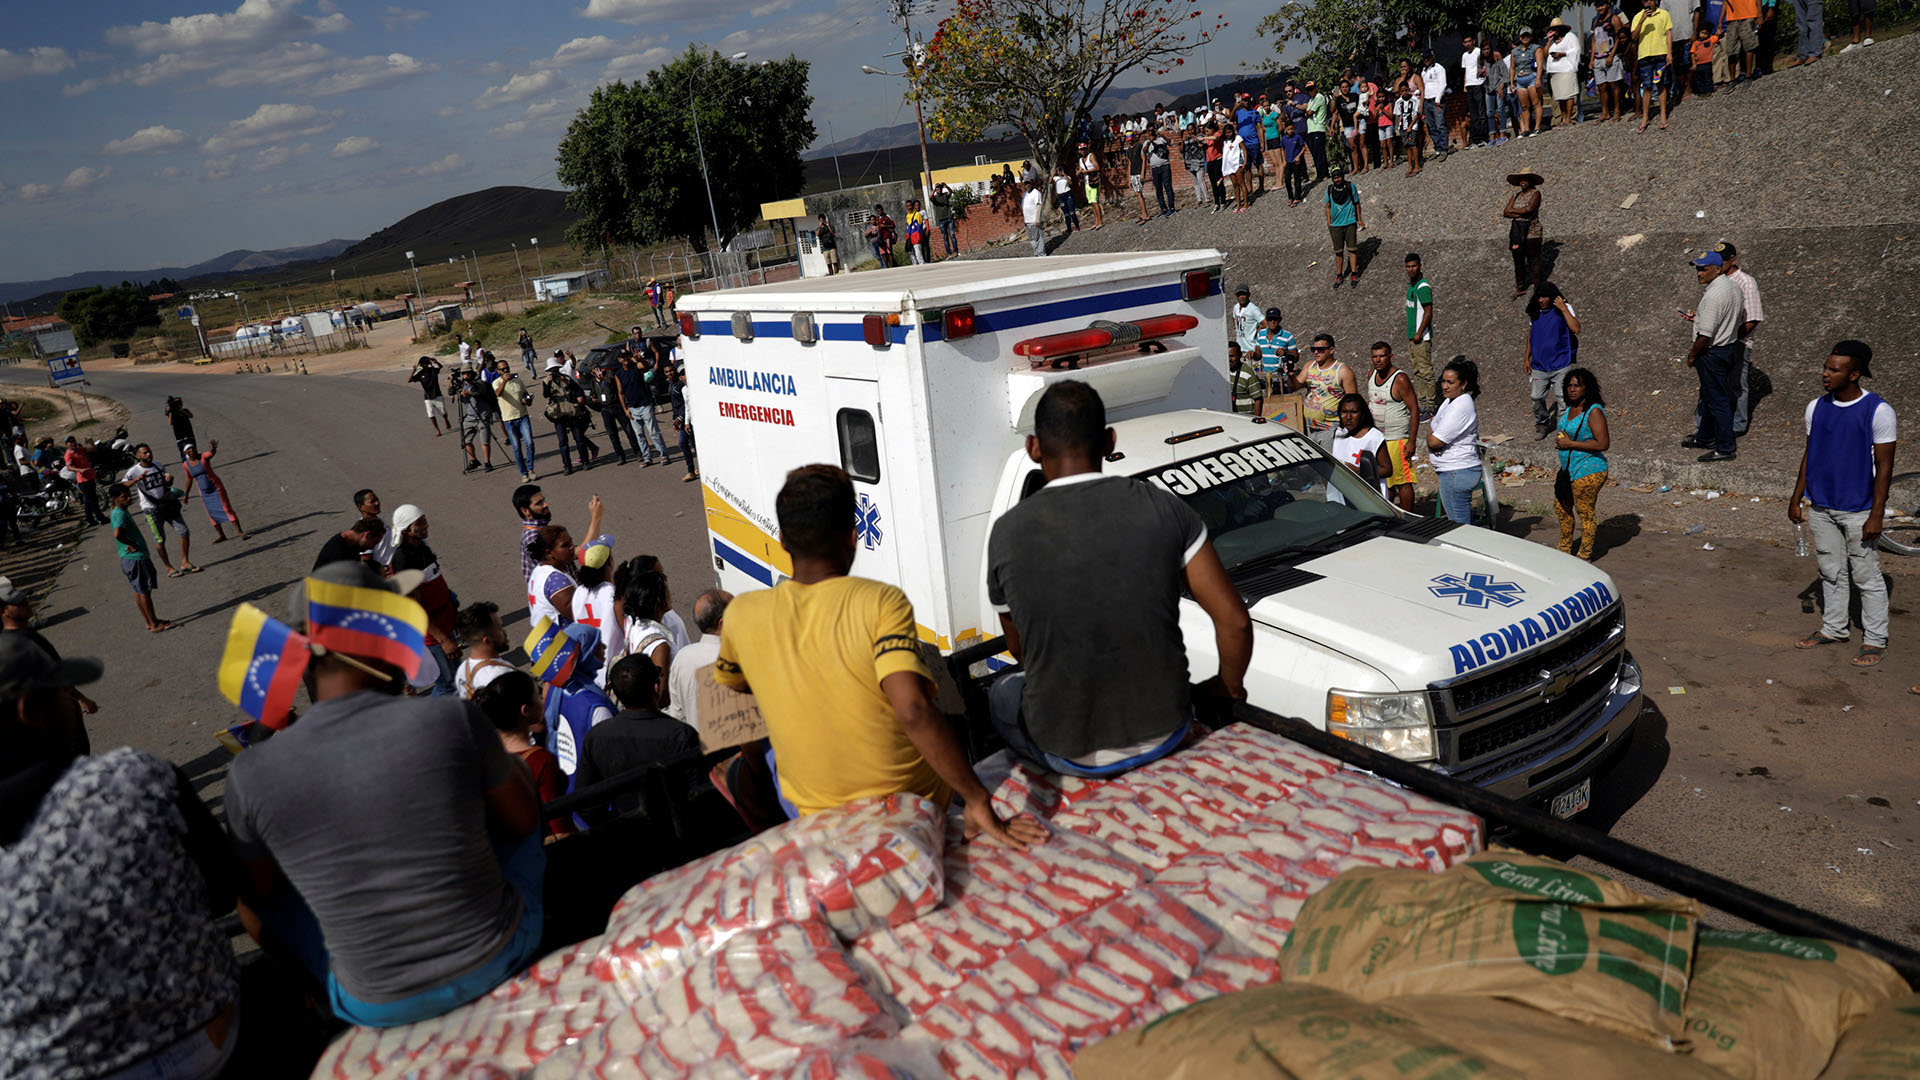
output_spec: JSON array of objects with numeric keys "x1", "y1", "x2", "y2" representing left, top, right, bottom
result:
[{"x1": 87, "y1": 425, "x2": 133, "y2": 474}]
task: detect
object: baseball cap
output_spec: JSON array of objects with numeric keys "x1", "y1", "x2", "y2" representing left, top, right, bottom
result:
[
  {"x1": 581, "y1": 533, "x2": 615, "y2": 570},
  {"x1": 1264, "y1": 306, "x2": 1284, "y2": 321},
  {"x1": 0, "y1": 575, "x2": 28, "y2": 607},
  {"x1": 391, "y1": 503, "x2": 425, "y2": 534},
  {"x1": 1713, "y1": 241, "x2": 1738, "y2": 258},
  {"x1": 1331, "y1": 166, "x2": 1347, "y2": 178},
  {"x1": 0, "y1": 633, "x2": 101, "y2": 701},
  {"x1": 1693, "y1": 252, "x2": 1724, "y2": 267},
  {"x1": 1235, "y1": 285, "x2": 1250, "y2": 296}
]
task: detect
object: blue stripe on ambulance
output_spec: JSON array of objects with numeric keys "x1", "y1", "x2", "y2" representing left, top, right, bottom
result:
[
  {"x1": 713, "y1": 537, "x2": 774, "y2": 586},
  {"x1": 694, "y1": 277, "x2": 1220, "y2": 346}
]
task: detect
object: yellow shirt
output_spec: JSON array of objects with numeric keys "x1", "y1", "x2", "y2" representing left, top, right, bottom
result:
[
  {"x1": 715, "y1": 576, "x2": 947, "y2": 816},
  {"x1": 1632, "y1": 8, "x2": 1674, "y2": 59},
  {"x1": 493, "y1": 375, "x2": 527, "y2": 421}
]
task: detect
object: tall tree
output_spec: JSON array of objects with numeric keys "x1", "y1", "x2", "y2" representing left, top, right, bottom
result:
[
  {"x1": 556, "y1": 48, "x2": 814, "y2": 259},
  {"x1": 56, "y1": 285, "x2": 161, "y2": 347},
  {"x1": 1258, "y1": 0, "x2": 1566, "y2": 86},
  {"x1": 918, "y1": 0, "x2": 1227, "y2": 176}
]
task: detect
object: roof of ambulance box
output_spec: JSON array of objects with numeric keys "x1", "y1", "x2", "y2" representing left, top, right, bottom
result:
[{"x1": 676, "y1": 250, "x2": 1224, "y2": 315}]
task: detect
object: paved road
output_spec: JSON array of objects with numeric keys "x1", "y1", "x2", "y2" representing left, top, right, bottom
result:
[{"x1": 3, "y1": 366, "x2": 713, "y2": 808}]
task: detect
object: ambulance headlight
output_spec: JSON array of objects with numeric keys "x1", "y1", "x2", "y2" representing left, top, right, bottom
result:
[{"x1": 1327, "y1": 689, "x2": 1435, "y2": 762}]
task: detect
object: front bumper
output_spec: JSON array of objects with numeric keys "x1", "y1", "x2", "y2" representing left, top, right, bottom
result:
[{"x1": 1434, "y1": 653, "x2": 1644, "y2": 808}]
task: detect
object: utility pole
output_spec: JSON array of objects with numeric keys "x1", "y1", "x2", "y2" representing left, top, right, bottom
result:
[
  {"x1": 894, "y1": 0, "x2": 935, "y2": 210},
  {"x1": 827, "y1": 120, "x2": 844, "y2": 190},
  {"x1": 531, "y1": 237, "x2": 545, "y2": 278},
  {"x1": 512, "y1": 242, "x2": 528, "y2": 299},
  {"x1": 472, "y1": 249, "x2": 490, "y2": 311}
]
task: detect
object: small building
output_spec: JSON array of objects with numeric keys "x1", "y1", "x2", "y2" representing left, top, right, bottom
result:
[
  {"x1": 30, "y1": 326, "x2": 78, "y2": 357},
  {"x1": 423, "y1": 303, "x2": 464, "y2": 332},
  {"x1": 765, "y1": 158, "x2": 1024, "y2": 278},
  {"x1": 531, "y1": 269, "x2": 609, "y2": 301}
]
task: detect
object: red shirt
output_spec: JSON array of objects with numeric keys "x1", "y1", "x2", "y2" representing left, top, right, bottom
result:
[
  {"x1": 62, "y1": 447, "x2": 95, "y2": 484},
  {"x1": 517, "y1": 746, "x2": 574, "y2": 838}
]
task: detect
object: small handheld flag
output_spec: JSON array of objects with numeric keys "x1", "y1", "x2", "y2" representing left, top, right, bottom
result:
[
  {"x1": 218, "y1": 603, "x2": 309, "y2": 730},
  {"x1": 305, "y1": 575, "x2": 429, "y2": 679},
  {"x1": 525, "y1": 617, "x2": 579, "y2": 686}
]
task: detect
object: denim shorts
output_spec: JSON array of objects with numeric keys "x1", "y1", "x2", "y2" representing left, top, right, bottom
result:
[{"x1": 1637, "y1": 58, "x2": 1668, "y2": 87}]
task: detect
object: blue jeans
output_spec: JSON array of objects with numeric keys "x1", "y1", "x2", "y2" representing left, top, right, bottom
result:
[
  {"x1": 938, "y1": 217, "x2": 958, "y2": 254},
  {"x1": 502, "y1": 416, "x2": 535, "y2": 474},
  {"x1": 520, "y1": 348, "x2": 537, "y2": 377},
  {"x1": 554, "y1": 420, "x2": 596, "y2": 470},
  {"x1": 1438, "y1": 467, "x2": 1480, "y2": 524},
  {"x1": 628, "y1": 405, "x2": 669, "y2": 461},
  {"x1": 1152, "y1": 163, "x2": 1175, "y2": 213},
  {"x1": 598, "y1": 408, "x2": 635, "y2": 460},
  {"x1": 986, "y1": 670, "x2": 1189, "y2": 779},
  {"x1": 677, "y1": 415, "x2": 697, "y2": 475},
  {"x1": 428, "y1": 642, "x2": 456, "y2": 697},
  {"x1": 1058, "y1": 191, "x2": 1079, "y2": 230},
  {"x1": 1793, "y1": 0, "x2": 1824, "y2": 58},
  {"x1": 255, "y1": 831, "x2": 546, "y2": 1027},
  {"x1": 1423, "y1": 101, "x2": 1449, "y2": 152},
  {"x1": 1692, "y1": 344, "x2": 1741, "y2": 454}
]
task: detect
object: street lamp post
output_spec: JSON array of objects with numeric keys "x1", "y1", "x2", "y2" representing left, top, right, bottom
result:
[
  {"x1": 691, "y1": 51, "x2": 748, "y2": 290},
  {"x1": 511, "y1": 242, "x2": 529, "y2": 300},
  {"x1": 862, "y1": 62, "x2": 935, "y2": 221},
  {"x1": 531, "y1": 237, "x2": 544, "y2": 278},
  {"x1": 405, "y1": 250, "x2": 423, "y2": 337}
]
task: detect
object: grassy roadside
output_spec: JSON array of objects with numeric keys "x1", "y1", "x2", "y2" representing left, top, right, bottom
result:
[{"x1": 428, "y1": 293, "x2": 659, "y2": 357}]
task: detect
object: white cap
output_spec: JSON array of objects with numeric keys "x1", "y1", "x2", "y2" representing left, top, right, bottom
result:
[
  {"x1": 391, "y1": 503, "x2": 425, "y2": 534},
  {"x1": 545, "y1": 357, "x2": 562, "y2": 370}
]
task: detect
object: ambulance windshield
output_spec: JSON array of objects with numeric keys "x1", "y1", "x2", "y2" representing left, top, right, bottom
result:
[{"x1": 1140, "y1": 436, "x2": 1401, "y2": 571}]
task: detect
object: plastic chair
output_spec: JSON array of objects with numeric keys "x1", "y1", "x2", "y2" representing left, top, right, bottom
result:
[{"x1": 1429, "y1": 439, "x2": 1501, "y2": 528}]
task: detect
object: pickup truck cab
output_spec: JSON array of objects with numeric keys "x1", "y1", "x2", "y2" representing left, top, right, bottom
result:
[
  {"x1": 679, "y1": 250, "x2": 1640, "y2": 817},
  {"x1": 984, "y1": 410, "x2": 1642, "y2": 815}
]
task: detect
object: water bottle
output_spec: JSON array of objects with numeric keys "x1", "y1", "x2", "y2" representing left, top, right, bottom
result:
[{"x1": 1794, "y1": 522, "x2": 1808, "y2": 558}]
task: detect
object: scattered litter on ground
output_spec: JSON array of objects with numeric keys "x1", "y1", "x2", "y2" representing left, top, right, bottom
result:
[
  {"x1": 1702, "y1": 542, "x2": 1716, "y2": 550},
  {"x1": 1857, "y1": 848, "x2": 1874, "y2": 856},
  {"x1": 1779, "y1": 806, "x2": 1792, "y2": 812},
  {"x1": 1685, "y1": 523, "x2": 1708, "y2": 535},
  {"x1": 1696, "y1": 210, "x2": 1707, "y2": 217},
  {"x1": 1842, "y1": 705, "x2": 1855, "y2": 713},
  {"x1": 1827, "y1": 864, "x2": 1842, "y2": 874},
  {"x1": 1485, "y1": 434, "x2": 1513, "y2": 446},
  {"x1": 1668, "y1": 687, "x2": 1687, "y2": 695}
]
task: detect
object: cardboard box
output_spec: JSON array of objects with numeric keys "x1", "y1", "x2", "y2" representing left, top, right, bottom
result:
[{"x1": 1261, "y1": 391, "x2": 1305, "y2": 431}]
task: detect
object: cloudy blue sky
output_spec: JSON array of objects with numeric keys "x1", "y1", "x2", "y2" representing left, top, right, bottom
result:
[{"x1": 0, "y1": 0, "x2": 1282, "y2": 283}]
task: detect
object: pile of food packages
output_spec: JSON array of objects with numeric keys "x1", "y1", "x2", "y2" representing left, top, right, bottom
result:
[{"x1": 311, "y1": 722, "x2": 1914, "y2": 1080}]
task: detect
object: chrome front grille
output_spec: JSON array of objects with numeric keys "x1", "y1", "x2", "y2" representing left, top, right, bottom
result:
[{"x1": 1433, "y1": 606, "x2": 1626, "y2": 767}]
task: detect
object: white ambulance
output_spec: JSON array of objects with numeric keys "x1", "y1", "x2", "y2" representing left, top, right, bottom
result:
[{"x1": 678, "y1": 251, "x2": 1642, "y2": 816}]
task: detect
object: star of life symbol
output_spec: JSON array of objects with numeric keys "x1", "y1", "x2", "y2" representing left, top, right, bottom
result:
[
  {"x1": 1428, "y1": 572, "x2": 1526, "y2": 609},
  {"x1": 855, "y1": 493, "x2": 884, "y2": 550}
]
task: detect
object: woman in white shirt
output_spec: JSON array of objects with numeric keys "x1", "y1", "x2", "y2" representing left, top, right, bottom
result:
[
  {"x1": 569, "y1": 538, "x2": 623, "y2": 686},
  {"x1": 1221, "y1": 129, "x2": 1248, "y2": 213},
  {"x1": 526, "y1": 526, "x2": 578, "y2": 630},
  {"x1": 614, "y1": 565, "x2": 676, "y2": 711},
  {"x1": 1426, "y1": 359, "x2": 1483, "y2": 524},
  {"x1": 1331, "y1": 393, "x2": 1389, "y2": 496},
  {"x1": 1544, "y1": 18, "x2": 1583, "y2": 126}
]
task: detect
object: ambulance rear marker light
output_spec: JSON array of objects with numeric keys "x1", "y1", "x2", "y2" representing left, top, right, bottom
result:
[
  {"x1": 1165, "y1": 425, "x2": 1224, "y2": 445},
  {"x1": 791, "y1": 313, "x2": 818, "y2": 344},
  {"x1": 941, "y1": 305, "x2": 976, "y2": 340},
  {"x1": 862, "y1": 314, "x2": 890, "y2": 348},
  {"x1": 1183, "y1": 269, "x2": 1215, "y2": 301},
  {"x1": 730, "y1": 312, "x2": 754, "y2": 342},
  {"x1": 1011, "y1": 313, "x2": 1199, "y2": 359},
  {"x1": 679, "y1": 312, "x2": 699, "y2": 339}
]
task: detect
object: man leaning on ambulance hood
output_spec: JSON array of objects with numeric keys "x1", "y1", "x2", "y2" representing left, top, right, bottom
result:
[{"x1": 986, "y1": 380, "x2": 1255, "y2": 777}]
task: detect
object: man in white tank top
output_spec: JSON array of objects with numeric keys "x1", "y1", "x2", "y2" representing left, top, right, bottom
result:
[{"x1": 1365, "y1": 341, "x2": 1422, "y2": 512}]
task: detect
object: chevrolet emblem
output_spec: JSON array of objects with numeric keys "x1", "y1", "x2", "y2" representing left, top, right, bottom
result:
[{"x1": 1540, "y1": 669, "x2": 1578, "y2": 702}]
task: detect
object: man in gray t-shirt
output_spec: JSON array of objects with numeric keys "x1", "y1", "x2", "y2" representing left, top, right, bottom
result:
[
  {"x1": 225, "y1": 564, "x2": 542, "y2": 1025},
  {"x1": 1684, "y1": 252, "x2": 1748, "y2": 461},
  {"x1": 985, "y1": 381, "x2": 1253, "y2": 776}
]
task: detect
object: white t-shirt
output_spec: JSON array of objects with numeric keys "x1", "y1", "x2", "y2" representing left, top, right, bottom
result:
[
  {"x1": 1422, "y1": 64, "x2": 1448, "y2": 99},
  {"x1": 1804, "y1": 395, "x2": 1898, "y2": 442},
  {"x1": 1545, "y1": 31, "x2": 1582, "y2": 73},
  {"x1": 527, "y1": 564, "x2": 574, "y2": 629},
  {"x1": 662, "y1": 609, "x2": 691, "y2": 655},
  {"x1": 1663, "y1": 0, "x2": 1698, "y2": 42},
  {"x1": 1053, "y1": 174, "x2": 1071, "y2": 196},
  {"x1": 457, "y1": 340, "x2": 471, "y2": 363},
  {"x1": 1429, "y1": 395, "x2": 1481, "y2": 472},
  {"x1": 1221, "y1": 136, "x2": 1245, "y2": 175},
  {"x1": 619, "y1": 616, "x2": 674, "y2": 672},
  {"x1": 666, "y1": 637, "x2": 719, "y2": 727},
  {"x1": 1332, "y1": 428, "x2": 1390, "y2": 495},
  {"x1": 456, "y1": 656, "x2": 515, "y2": 699},
  {"x1": 122, "y1": 463, "x2": 170, "y2": 511},
  {"x1": 569, "y1": 581, "x2": 624, "y2": 676},
  {"x1": 1462, "y1": 46, "x2": 1485, "y2": 86},
  {"x1": 1021, "y1": 187, "x2": 1044, "y2": 226}
]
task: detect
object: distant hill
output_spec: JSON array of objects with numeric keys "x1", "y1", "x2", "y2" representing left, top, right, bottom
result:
[
  {"x1": 0, "y1": 239, "x2": 355, "y2": 307},
  {"x1": 335, "y1": 186, "x2": 576, "y2": 267}
]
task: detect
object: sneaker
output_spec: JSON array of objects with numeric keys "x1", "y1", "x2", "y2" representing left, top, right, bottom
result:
[
  {"x1": 1680, "y1": 436, "x2": 1712, "y2": 449},
  {"x1": 1863, "y1": 36, "x2": 1874, "y2": 45},
  {"x1": 463, "y1": 460, "x2": 479, "y2": 473},
  {"x1": 1841, "y1": 41, "x2": 1859, "y2": 51},
  {"x1": 682, "y1": 473, "x2": 699, "y2": 483},
  {"x1": 1697, "y1": 450, "x2": 1738, "y2": 462},
  {"x1": 1535, "y1": 423, "x2": 1552, "y2": 441},
  {"x1": 483, "y1": 462, "x2": 494, "y2": 472}
]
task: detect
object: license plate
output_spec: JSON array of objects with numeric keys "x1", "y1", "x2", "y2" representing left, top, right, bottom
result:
[{"x1": 1550, "y1": 778, "x2": 1592, "y2": 819}]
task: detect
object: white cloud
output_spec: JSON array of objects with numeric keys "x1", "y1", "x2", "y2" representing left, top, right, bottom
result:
[
  {"x1": 380, "y1": 6, "x2": 428, "y2": 31},
  {"x1": 579, "y1": 0, "x2": 712, "y2": 23},
  {"x1": 61, "y1": 166, "x2": 111, "y2": 194},
  {"x1": 0, "y1": 46, "x2": 76, "y2": 82},
  {"x1": 107, "y1": 0, "x2": 349, "y2": 56},
  {"x1": 153, "y1": 166, "x2": 185, "y2": 180},
  {"x1": 63, "y1": 77, "x2": 111, "y2": 96},
  {"x1": 402, "y1": 153, "x2": 469, "y2": 177},
  {"x1": 103, "y1": 125, "x2": 192, "y2": 155},
  {"x1": 201, "y1": 102, "x2": 338, "y2": 153},
  {"x1": 18, "y1": 183, "x2": 54, "y2": 201},
  {"x1": 204, "y1": 157, "x2": 235, "y2": 181},
  {"x1": 601, "y1": 47, "x2": 675, "y2": 82},
  {"x1": 331, "y1": 135, "x2": 379, "y2": 157},
  {"x1": 436, "y1": 105, "x2": 463, "y2": 118},
  {"x1": 489, "y1": 120, "x2": 530, "y2": 137},
  {"x1": 475, "y1": 69, "x2": 560, "y2": 108},
  {"x1": 201, "y1": 41, "x2": 338, "y2": 89},
  {"x1": 721, "y1": 7, "x2": 852, "y2": 56},
  {"x1": 525, "y1": 98, "x2": 568, "y2": 118},
  {"x1": 304, "y1": 52, "x2": 437, "y2": 96},
  {"x1": 550, "y1": 35, "x2": 626, "y2": 65},
  {"x1": 249, "y1": 144, "x2": 307, "y2": 171}
]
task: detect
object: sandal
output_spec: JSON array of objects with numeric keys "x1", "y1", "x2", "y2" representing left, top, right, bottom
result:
[
  {"x1": 167, "y1": 568, "x2": 186, "y2": 579},
  {"x1": 1794, "y1": 632, "x2": 1847, "y2": 649},
  {"x1": 1849, "y1": 646, "x2": 1886, "y2": 668}
]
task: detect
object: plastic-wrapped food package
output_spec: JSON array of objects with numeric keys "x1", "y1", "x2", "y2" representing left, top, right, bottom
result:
[
  {"x1": 595, "y1": 795, "x2": 943, "y2": 1002},
  {"x1": 767, "y1": 1041, "x2": 947, "y2": 1079},
  {"x1": 312, "y1": 935, "x2": 617, "y2": 1080}
]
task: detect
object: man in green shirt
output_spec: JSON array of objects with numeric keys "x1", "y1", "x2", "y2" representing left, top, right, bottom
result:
[
  {"x1": 1404, "y1": 253, "x2": 1436, "y2": 413},
  {"x1": 1228, "y1": 343, "x2": 1264, "y2": 415},
  {"x1": 1303, "y1": 79, "x2": 1332, "y2": 181},
  {"x1": 108, "y1": 483, "x2": 171, "y2": 633}
]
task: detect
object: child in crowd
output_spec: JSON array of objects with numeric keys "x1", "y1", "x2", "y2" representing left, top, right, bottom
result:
[{"x1": 1689, "y1": 28, "x2": 1718, "y2": 97}]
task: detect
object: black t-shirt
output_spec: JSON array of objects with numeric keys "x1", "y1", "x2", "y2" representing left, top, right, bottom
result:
[
  {"x1": 612, "y1": 366, "x2": 644, "y2": 408},
  {"x1": 575, "y1": 709, "x2": 702, "y2": 822},
  {"x1": 168, "y1": 410, "x2": 195, "y2": 442},
  {"x1": 986, "y1": 473, "x2": 1207, "y2": 761},
  {"x1": 465, "y1": 376, "x2": 499, "y2": 416},
  {"x1": 314, "y1": 533, "x2": 370, "y2": 571},
  {"x1": 410, "y1": 364, "x2": 444, "y2": 400}
]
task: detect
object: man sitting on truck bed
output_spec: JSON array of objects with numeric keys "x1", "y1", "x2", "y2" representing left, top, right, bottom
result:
[
  {"x1": 986, "y1": 381, "x2": 1254, "y2": 777},
  {"x1": 715, "y1": 465, "x2": 1046, "y2": 849}
]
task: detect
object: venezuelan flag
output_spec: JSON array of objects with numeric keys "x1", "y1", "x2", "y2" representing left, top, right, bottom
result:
[
  {"x1": 525, "y1": 617, "x2": 578, "y2": 686},
  {"x1": 218, "y1": 603, "x2": 310, "y2": 730},
  {"x1": 305, "y1": 575, "x2": 429, "y2": 679}
]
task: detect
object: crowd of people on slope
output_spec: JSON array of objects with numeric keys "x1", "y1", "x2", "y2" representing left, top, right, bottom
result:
[{"x1": 406, "y1": 325, "x2": 698, "y2": 484}]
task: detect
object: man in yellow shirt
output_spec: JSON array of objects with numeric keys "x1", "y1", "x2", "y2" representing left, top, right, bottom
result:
[
  {"x1": 716, "y1": 465, "x2": 1045, "y2": 848},
  {"x1": 1631, "y1": 0, "x2": 1676, "y2": 132}
]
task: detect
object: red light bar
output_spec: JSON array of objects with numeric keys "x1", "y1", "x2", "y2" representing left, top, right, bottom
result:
[
  {"x1": 1012, "y1": 314, "x2": 1200, "y2": 358},
  {"x1": 942, "y1": 305, "x2": 976, "y2": 339},
  {"x1": 862, "y1": 313, "x2": 890, "y2": 347},
  {"x1": 678, "y1": 312, "x2": 698, "y2": 339}
]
